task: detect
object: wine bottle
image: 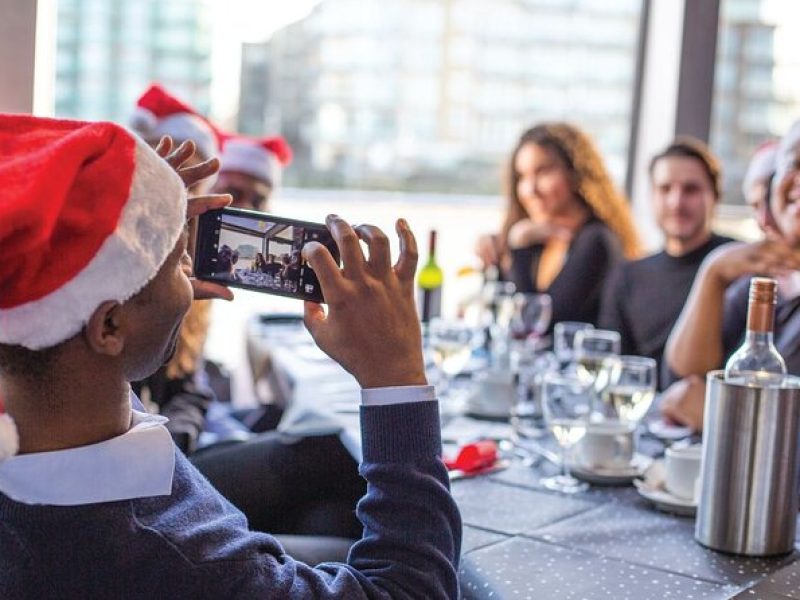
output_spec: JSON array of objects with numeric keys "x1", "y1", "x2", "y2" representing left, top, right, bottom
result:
[
  {"x1": 724, "y1": 277, "x2": 786, "y2": 386},
  {"x1": 418, "y1": 230, "x2": 443, "y2": 323}
]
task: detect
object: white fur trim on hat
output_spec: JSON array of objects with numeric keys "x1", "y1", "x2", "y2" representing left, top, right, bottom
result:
[
  {"x1": 0, "y1": 137, "x2": 186, "y2": 350},
  {"x1": 220, "y1": 139, "x2": 280, "y2": 185},
  {"x1": 0, "y1": 414, "x2": 19, "y2": 462},
  {"x1": 130, "y1": 108, "x2": 218, "y2": 160},
  {"x1": 742, "y1": 143, "x2": 778, "y2": 196}
]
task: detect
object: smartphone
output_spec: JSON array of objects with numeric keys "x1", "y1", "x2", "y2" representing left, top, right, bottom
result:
[{"x1": 193, "y1": 207, "x2": 340, "y2": 303}]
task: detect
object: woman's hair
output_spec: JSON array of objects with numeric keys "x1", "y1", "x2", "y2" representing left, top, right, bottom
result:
[{"x1": 500, "y1": 122, "x2": 641, "y2": 260}]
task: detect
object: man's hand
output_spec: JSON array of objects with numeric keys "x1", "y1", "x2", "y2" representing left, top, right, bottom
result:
[
  {"x1": 660, "y1": 375, "x2": 706, "y2": 431},
  {"x1": 156, "y1": 136, "x2": 233, "y2": 301},
  {"x1": 303, "y1": 215, "x2": 427, "y2": 389}
]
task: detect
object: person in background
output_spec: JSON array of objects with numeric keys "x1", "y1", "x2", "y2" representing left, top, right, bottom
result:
[
  {"x1": 252, "y1": 252, "x2": 267, "y2": 273},
  {"x1": 212, "y1": 135, "x2": 292, "y2": 211},
  {"x1": 742, "y1": 141, "x2": 779, "y2": 234},
  {"x1": 663, "y1": 123, "x2": 800, "y2": 430},
  {"x1": 494, "y1": 122, "x2": 640, "y2": 327},
  {"x1": 0, "y1": 116, "x2": 461, "y2": 599},
  {"x1": 599, "y1": 137, "x2": 735, "y2": 387}
]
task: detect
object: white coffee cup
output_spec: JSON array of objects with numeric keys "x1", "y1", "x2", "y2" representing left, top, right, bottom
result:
[
  {"x1": 578, "y1": 420, "x2": 635, "y2": 470},
  {"x1": 467, "y1": 370, "x2": 517, "y2": 417},
  {"x1": 664, "y1": 444, "x2": 702, "y2": 501}
]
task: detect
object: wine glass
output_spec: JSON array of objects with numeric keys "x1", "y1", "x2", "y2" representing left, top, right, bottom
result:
[
  {"x1": 540, "y1": 372, "x2": 592, "y2": 494},
  {"x1": 573, "y1": 329, "x2": 621, "y2": 393},
  {"x1": 428, "y1": 318, "x2": 474, "y2": 403},
  {"x1": 511, "y1": 351, "x2": 559, "y2": 452},
  {"x1": 553, "y1": 321, "x2": 594, "y2": 368},
  {"x1": 510, "y1": 293, "x2": 552, "y2": 342},
  {"x1": 601, "y1": 355, "x2": 657, "y2": 424}
]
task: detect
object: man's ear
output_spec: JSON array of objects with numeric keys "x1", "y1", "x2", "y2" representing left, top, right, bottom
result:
[{"x1": 84, "y1": 301, "x2": 126, "y2": 356}]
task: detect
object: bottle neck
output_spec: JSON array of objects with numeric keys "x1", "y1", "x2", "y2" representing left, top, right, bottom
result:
[
  {"x1": 743, "y1": 329, "x2": 776, "y2": 347},
  {"x1": 746, "y1": 301, "x2": 775, "y2": 335}
]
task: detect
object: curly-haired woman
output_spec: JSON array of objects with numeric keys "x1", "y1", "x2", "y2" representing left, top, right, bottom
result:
[{"x1": 497, "y1": 122, "x2": 641, "y2": 327}]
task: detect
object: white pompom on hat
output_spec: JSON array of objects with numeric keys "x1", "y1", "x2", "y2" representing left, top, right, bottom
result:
[
  {"x1": 219, "y1": 135, "x2": 293, "y2": 186},
  {"x1": 742, "y1": 140, "x2": 778, "y2": 196},
  {"x1": 0, "y1": 115, "x2": 187, "y2": 351},
  {"x1": 130, "y1": 84, "x2": 222, "y2": 160}
]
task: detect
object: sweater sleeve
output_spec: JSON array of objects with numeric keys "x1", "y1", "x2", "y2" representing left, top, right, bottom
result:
[
  {"x1": 547, "y1": 222, "x2": 622, "y2": 325},
  {"x1": 135, "y1": 401, "x2": 462, "y2": 600}
]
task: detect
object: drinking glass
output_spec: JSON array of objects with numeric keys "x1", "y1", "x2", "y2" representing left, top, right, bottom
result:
[
  {"x1": 482, "y1": 281, "x2": 517, "y2": 329},
  {"x1": 553, "y1": 321, "x2": 594, "y2": 368},
  {"x1": 428, "y1": 318, "x2": 474, "y2": 398},
  {"x1": 511, "y1": 351, "x2": 559, "y2": 451},
  {"x1": 540, "y1": 372, "x2": 592, "y2": 493},
  {"x1": 510, "y1": 293, "x2": 552, "y2": 342},
  {"x1": 601, "y1": 355, "x2": 657, "y2": 423},
  {"x1": 573, "y1": 329, "x2": 621, "y2": 393}
]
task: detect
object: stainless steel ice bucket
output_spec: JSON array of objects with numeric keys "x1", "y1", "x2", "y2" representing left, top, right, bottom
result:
[{"x1": 695, "y1": 371, "x2": 800, "y2": 556}]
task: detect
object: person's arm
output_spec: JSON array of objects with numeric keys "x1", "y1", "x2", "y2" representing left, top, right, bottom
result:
[
  {"x1": 546, "y1": 223, "x2": 620, "y2": 325},
  {"x1": 665, "y1": 239, "x2": 800, "y2": 377}
]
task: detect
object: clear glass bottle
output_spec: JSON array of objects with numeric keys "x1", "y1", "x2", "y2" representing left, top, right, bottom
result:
[{"x1": 724, "y1": 277, "x2": 786, "y2": 386}]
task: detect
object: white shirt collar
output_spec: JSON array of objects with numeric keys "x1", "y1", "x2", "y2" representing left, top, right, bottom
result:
[{"x1": 0, "y1": 410, "x2": 175, "y2": 506}]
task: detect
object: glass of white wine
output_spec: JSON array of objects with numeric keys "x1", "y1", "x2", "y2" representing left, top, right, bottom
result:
[
  {"x1": 553, "y1": 321, "x2": 594, "y2": 370},
  {"x1": 573, "y1": 329, "x2": 621, "y2": 398},
  {"x1": 428, "y1": 319, "x2": 474, "y2": 409},
  {"x1": 601, "y1": 355, "x2": 657, "y2": 424},
  {"x1": 540, "y1": 372, "x2": 592, "y2": 494}
]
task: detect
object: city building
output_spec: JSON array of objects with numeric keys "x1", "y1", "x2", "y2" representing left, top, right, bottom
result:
[
  {"x1": 55, "y1": 0, "x2": 213, "y2": 123},
  {"x1": 239, "y1": 0, "x2": 643, "y2": 193}
]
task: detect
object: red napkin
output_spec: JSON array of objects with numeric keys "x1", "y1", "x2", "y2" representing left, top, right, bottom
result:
[{"x1": 444, "y1": 440, "x2": 498, "y2": 473}]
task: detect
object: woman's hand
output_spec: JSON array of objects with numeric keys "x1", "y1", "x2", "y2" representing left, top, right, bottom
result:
[
  {"x1": 507, "y1": 219, "x2": 571, "y2": 250},
  {"x1": 704, "y1": 239, "x2": 800, "y2": 287}
]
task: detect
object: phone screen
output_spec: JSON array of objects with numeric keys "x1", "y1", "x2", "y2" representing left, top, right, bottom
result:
[{"x1": 193, "y1": 207, "x2": 339, "y2": 303}]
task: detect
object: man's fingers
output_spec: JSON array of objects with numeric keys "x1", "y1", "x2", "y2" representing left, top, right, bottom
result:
[
  {"x1": 186, "y1": 194, "x2": 232, "y2": 219},
  {"x1": 178, "y1": 157, "x2": 219, "y2": 187},
  {"x1": 393, "y1": 218, "x2": 418, "y2": 282},
  {"x1": 191, "y1": 279, "x2": 234, "y2": 301},
  {"x1": 165, "y1": 140, "x2": 196, "y2": 170},
  {"x1": 155, "y1": 136, "x2": 173, "y2": 157},
  {"x1": 302, "y1": 241, "x2": 341, "y2": 299},
  {"x1": 326, "y1": 214, "x2": 366, "y2": 275},
  {"x1": 354, "y1": 224, "x2": 391, "y2": 275}
]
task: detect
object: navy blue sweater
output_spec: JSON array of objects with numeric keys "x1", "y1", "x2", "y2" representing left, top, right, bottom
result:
[{"x1": 0, "y1": 402, "x2": 461, "y2": 599}]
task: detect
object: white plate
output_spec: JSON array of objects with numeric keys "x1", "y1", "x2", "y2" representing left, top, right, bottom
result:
[
  {"x1": 569, "y1": 453, "x2": 653, "y2": 485},
  {"x1": 634, "y1": 479, "x2": 696, "y2": 517}
]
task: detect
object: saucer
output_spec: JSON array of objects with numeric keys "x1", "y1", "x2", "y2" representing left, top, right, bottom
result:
[
  {"x1": 647, "y1": 420, "x2": 693, "y2": 441},
  {"x1": 633, "y1": 459, "x2": 697, "y2": 516},
  {"x1": 569, "y1": 453, "x2": 653, "y2": 486},
  {"x1": 634, "y1": 479, "x2": 696, "y2": 517}
]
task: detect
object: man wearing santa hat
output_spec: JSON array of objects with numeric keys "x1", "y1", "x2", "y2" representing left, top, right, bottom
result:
[
  {"x1": 0, "y1": 115, "x2": 460, "y2": 598},
  {"x1": 213, "y1": 134, "x2": 293, "y2": 211},
  {"x1": 130, "y1": 83, "x2": 223, "y2": 194}
]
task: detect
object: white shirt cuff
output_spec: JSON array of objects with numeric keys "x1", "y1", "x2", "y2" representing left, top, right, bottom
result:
[{"x1": 360, "y1": 385, "x2": 437, "y2": 407}]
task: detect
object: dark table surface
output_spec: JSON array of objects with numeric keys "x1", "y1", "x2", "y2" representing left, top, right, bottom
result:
[{"x1": 454, "y1": 454, "x2": 800, "y2": 600}]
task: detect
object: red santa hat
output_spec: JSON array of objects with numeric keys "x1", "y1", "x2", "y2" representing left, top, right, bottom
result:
[
  {"x1": 130, "y1": 84, "x2": 222, "y2": 160},
  {"x1": 219, "y1": 135, "x2": 292, "y2": 186},
  {"x1": 0, "y1": 115, "x2": 187, "y2": 352}
]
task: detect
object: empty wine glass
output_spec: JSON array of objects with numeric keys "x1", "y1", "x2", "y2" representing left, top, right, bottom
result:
[
  {"x1": 553, "y1": 321, "x2": 594, "y2": 368},
  {"x1": 510, "y1": 293, "x2": 552, "y2": 342},
  {"x1": 540, "y1": 372, "x2": 592, "y2": 494},
  {"x1": 600, "y1": 355, "x2": 657, "y2": 423}
]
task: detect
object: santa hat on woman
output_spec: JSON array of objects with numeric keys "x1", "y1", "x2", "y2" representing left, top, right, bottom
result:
[
  {"x1": 130, "y1": 84, "x2": 222, "y2": 160},
  {"x1": 219, "y1": 135, "x2": 292, "y2": 187},
  {"x1": 0, "y1": 114, "x2": 187, "y2": 460}
]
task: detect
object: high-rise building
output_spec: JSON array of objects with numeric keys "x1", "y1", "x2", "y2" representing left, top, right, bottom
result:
[
  {"x1": 55, "y1": 0, "x2": 213, "y2": 123},
  {"x1": 711, "y1": 0, "x2": 798, "y2": 205},
  {"x1": 239, "y1": 0, "x2": 642, "y2": 193}
]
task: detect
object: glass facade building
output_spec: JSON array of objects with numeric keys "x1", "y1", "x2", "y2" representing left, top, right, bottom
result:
[
  {"x1": 239, "y1": 0, "x2": 642, "y2": 193},
  {"x1": 55, "y1": 0, "x2": 213, "y2": 123}
]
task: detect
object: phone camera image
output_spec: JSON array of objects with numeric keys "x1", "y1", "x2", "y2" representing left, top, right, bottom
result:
[{"x1": 199, "y1": 211, "x2": 337, "y2": 302}]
